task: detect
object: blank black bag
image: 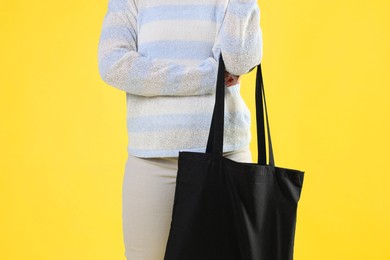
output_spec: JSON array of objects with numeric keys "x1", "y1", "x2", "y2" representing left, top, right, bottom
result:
[{"x1": 163, "y1": 53, "x2": 305, "y2": 260}]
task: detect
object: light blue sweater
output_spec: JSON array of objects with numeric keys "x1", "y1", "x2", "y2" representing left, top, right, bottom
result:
[{"x1": 97, "y1": 0, "x2": 263, "y2": 158}]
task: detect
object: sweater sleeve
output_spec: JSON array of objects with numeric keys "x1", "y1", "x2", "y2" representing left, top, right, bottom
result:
[
  {"x1": 97, "y1": 0, "x2": 218, "y2": 97},
  {"x1": 213, "y1": 0, "x2": 263, "y2": 76}
]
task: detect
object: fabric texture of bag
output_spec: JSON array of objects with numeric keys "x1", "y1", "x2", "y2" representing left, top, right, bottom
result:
[{"x1": 163, "y1": 53, "x2": 305, "y2": 260}]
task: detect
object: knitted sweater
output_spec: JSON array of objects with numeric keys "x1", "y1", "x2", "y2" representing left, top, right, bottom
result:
[{"x1": 97, "y1": 0, "x2": 263, "y2": 158}]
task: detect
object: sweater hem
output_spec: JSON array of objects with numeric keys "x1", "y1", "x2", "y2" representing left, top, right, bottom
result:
[{"x1": 127, "y1": 141, "x2": 251, "y2": 158}]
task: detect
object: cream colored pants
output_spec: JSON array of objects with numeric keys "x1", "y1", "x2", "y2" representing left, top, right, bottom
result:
[{"x1": 122, "y1": 145, "x2": 252, "y2": 260}]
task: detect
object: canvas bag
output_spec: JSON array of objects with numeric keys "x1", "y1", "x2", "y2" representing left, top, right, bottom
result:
[{"x1": 163, "y1": 53, "x2": 305, "y2": 260}]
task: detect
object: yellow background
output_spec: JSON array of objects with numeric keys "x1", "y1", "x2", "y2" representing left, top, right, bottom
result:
[{"x1": 1, "y1": 0, "x2": 389, "y2": 259}]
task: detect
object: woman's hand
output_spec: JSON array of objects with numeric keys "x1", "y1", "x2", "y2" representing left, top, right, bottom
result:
[{"x1": 224, "y1": 71, "x2": 241, "y2": 87}]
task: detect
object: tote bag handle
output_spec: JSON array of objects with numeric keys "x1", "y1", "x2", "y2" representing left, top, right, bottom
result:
[{"x1": 205, "y1": 54, "x2": 275, "y2": 166}]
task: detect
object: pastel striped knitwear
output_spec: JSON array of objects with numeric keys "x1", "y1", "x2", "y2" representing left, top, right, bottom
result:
[{"x1": 97, "y1": 0, "x2": 263, "y2": 158}]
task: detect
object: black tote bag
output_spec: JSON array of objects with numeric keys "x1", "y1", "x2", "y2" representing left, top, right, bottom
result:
[{"x1": 163, "y1": 53, "x2": 305, "y2": 260}]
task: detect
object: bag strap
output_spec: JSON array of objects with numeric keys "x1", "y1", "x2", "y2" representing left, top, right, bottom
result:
[
  {"x1": 256, "y1": 61, "x2": 275, "y2": 166},
  {"x1": 206, "y1": 53, "x2": 275, "y2": 166}
]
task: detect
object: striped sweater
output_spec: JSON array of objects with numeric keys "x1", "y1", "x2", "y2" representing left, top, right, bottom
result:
[{"x1": 97, "y1": 0, "x2": 263, "y2": 158}]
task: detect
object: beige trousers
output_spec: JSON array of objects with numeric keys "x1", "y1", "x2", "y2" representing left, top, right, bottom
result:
[{"x1": 122, "y1": 145, "x2": 252, "y2": 260}]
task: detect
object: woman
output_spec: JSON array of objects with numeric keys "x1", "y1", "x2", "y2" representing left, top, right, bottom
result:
[{"x1": 97, "y1": 0, "x2": 263, "y2": 258}]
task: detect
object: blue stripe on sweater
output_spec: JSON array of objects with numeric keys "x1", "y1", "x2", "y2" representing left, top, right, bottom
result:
[
  {"x1": 126, "y1": 110, "x2": 250, "y2": 132},
  {"x1": 107, "y1": 0, "x2": 128, "y2": 13},
  {"x1": 227, "y1": 1, "x2": 259, "y2": 18},
  {"x1": 99, "y1": 26, "x2": 136, "y2": 43}
]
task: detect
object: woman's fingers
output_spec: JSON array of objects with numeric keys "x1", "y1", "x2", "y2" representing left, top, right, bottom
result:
[{"x1": 224, "y1": 71, "x2": 241, "y2": 87}]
